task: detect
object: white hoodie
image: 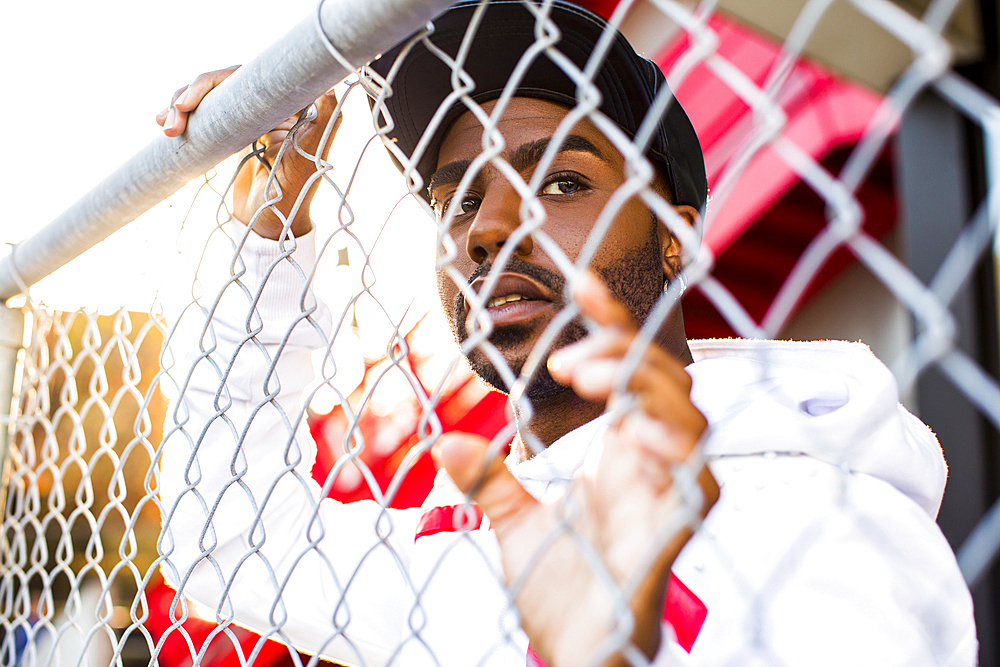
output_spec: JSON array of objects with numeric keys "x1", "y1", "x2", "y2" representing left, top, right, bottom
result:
[{"x1": 159, "y1": 228, "x2": 976, "y2": 667}]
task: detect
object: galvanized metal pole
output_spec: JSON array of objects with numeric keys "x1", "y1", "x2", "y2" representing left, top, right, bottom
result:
[
  {"x1": 0, "y1": 0, "x2": 455, "y2": 300},
  {"x1": 0, "y1": 306, "x2": 23, "y2": 515}
]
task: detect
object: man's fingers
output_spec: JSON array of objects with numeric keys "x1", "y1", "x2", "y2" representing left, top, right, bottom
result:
[
  {"x1": 619, "y1": 404, "x2": 703, "y2": 464},
  {"x1": 169, "y1": 85, "x2": 189, "y2": 108},
  {"x1": 697, "y1": 466, "x2": 720, "y2": 515},
  {"x1": 548, "y1": 270, "x2": 709, "y2": 487},
  {"x1": 298, "y1": 92, "x2": 340, "y2": 163},
  {"x1": 161, "y1": 84, "x2": 193, "y2": 136},
  {"x1": 559, "y1": 270, "x2": 693, "y2": 389},
  {"x1": 161, "y1": 106, "x2": 183, "y2": 137},
  {"x1": 155, "y1": 86, "x2": 189, "y2": 129},
  {"x1": 262, "y1": 94, "x2": 339, "y2": 164},
  {"x1": 432, "y1": 433, "x2": 537, "y2": 532},
  {"x1": 174, "y1": 66, "x2": 241, "y2": 111},
  {"x1": 572, "y1": 271, "x2": 638, "y2": 332},
  {"x1": 232, "y1": 90, "x2": 341, "y2": 240},
  {"x1": 160, "y1": 66, "x2": 241, "y2": 137},
  {"x1": 548, "y1": 327, "x2": 692, "y2": 397}
]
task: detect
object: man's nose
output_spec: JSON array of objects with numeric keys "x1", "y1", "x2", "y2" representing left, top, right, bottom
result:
[{"x1": 465, "y1": 184, "x2": 534, "y2": 264}]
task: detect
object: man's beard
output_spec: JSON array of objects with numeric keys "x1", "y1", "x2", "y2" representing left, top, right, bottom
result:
[{"x1": 451, "y1": 229, "x2": 664, "y2": 401}]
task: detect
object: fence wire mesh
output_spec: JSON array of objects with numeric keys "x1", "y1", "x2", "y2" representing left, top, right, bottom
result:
[{"x1": 2, "y1": 0, "x2": 997, "y2": 665}]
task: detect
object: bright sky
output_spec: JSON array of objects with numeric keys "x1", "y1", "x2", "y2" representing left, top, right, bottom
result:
[
  {"x1": 2, "y1": 0, "x2": 433, "y2": 321},
  {"x1": 2, "y1": 0, "x2": 453, "y2": 410},
  {"x1": 4, "y1": 0, "x2": 301, "y2": 241}
]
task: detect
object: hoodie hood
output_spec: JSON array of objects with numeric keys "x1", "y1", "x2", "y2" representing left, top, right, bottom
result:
[{"x1": 687, "y1": 338, "x2": 947, "y2": 518}]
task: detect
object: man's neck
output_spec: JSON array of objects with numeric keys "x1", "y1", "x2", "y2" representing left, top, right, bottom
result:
[
  {"x1": 512, "y1": 335, "x2": 694, "y2": 462},
  {"x1": 513, "y1": 390, "x2": 606, "y2": 461}
]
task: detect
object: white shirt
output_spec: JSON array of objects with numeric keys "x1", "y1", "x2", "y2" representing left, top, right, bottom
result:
[{"x1": 159, "y1": 227, "x2": 977, "y2": 666}]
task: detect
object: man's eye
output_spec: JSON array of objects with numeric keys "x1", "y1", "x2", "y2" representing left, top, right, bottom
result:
[
  {"x1": 539, "y1": 177, "x2": 581, "y2": 196},
  {"x1": 441, "y1": 194, "x2": 481, "y2": 218}
]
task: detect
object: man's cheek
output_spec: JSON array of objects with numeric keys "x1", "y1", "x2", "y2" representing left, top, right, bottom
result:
[{"x1": 436, "y1": 273, "x2": 456, "y2": 314}]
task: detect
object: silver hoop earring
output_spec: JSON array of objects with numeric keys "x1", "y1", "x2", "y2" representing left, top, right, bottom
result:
[{"x1": 665, "y1": 273, "x2": 688, "y2": 293}]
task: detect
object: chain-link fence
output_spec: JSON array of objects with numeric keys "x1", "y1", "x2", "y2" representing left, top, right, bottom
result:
[{"x1": 1, "y1": 0, "x2": 997, "y2": 664}]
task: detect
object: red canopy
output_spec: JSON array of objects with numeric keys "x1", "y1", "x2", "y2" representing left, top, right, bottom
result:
[{"x1": 657, "y1": 15, "x2": 883, "y2": 256}]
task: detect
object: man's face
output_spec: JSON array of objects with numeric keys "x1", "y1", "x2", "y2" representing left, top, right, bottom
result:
[{"x1": 430, "y1": 98, "x2": 681, "y2": 398}]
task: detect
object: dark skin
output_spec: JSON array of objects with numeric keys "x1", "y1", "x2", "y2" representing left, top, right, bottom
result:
[
  {"x1": 431, "y1": 98, "x2": 697, "y2": 454},
  {"x1": 160, "y1": 72, "x2": 717, "y2": 667}
]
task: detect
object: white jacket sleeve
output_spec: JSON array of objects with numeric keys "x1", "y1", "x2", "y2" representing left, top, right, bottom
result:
[
  {"x1": 680, "y1": 340, "x2": 977, "y2": 666},
  {"x1": 158, "y1": 226, "x2": 420, "y2": 667},
  {"x1": 672, "y1": 455, "x2": 977, "y2": 667}
]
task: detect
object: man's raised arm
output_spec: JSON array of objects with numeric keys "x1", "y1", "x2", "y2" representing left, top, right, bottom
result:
[
  {"x1": 156, "y1": 72, "x2": 420, "y2": 666},
  {"x1": 156, "y1": 66, "x2": 340, "y2": 239}
]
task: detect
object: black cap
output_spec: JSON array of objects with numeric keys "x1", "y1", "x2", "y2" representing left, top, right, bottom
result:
[{"x1": 367, "y1": 0, "x2": 707, "y2": 214}]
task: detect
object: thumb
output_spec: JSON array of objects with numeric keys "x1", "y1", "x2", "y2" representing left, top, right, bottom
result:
[
  {"x1": 293, "y1": 90, "x2": 340, "y2": 164},
  {"x1": 432, "y1": 433, "x2": 537, "y2": 532}
]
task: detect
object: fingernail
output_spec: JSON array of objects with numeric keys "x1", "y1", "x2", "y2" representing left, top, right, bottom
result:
[
  {"x1": 548, "y1": 337, "x2": 593, "y2": 371},
  {"x1": 174, "y1": 89, "x2": 190, "y2": 107},
  {"x1": 572, "y1": 271, "x2": 606, "y2": 302},
  {"x1": 547, "y1": 354, "x2": 563, "y2": 374},
  {"x1": 165, "y1": 107, "x2": 177, "y2": 131},
  {"x1": 553, "y1": 328, "x2": 615, "y2": 369},
  {"x1": 575, "y1": 359, "x2": 617, "y2": 392}
]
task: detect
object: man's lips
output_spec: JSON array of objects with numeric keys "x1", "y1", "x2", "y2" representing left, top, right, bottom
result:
[{"x1": 465, "y1": 272, "x2": 557, "y2": 328}]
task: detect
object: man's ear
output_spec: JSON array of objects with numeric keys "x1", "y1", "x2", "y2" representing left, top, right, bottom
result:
[{"x1": 658, "y1": 204, "x2": 699, "y2": 282}]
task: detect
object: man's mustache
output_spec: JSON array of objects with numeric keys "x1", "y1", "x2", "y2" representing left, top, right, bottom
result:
[{"x1": 453, "y1": 257, "x2": 567, "y2": 321}]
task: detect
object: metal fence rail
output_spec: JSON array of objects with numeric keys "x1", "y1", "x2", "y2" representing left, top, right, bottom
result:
[{"x1": 0, "y1": 0, "x2": 454, "y2": 302}]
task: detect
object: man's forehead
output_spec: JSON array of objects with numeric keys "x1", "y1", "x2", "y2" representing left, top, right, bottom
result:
[
  {"x1": 441, "y1": 98, "x2": 569, "y2": 143},
  {"x1": 435, "y1": 97, "x2": 599, "y2": 167}
]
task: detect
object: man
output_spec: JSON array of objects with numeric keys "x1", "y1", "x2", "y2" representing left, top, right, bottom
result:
[{"x1": 156, "y1": 1, "x2": 976, "y2": 665}]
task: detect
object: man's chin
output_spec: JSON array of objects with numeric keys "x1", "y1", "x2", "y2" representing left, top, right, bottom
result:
[
  {"x1": 465, "y1": 348, "x2": 569, "y2": 401},
  {"x1": 461, "y1": 318, "x2": 588, "y2": 401}
]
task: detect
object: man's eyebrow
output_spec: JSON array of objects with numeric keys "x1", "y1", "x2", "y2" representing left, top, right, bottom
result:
[
  {"x1": 509, "y1": 134, "x2": 607, "y2": 174},
  {"x1": 428, "y1": 158, "x2": 473, "y2": 201}
]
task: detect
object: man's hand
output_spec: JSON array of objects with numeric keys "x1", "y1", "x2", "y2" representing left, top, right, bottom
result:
[
  {"x1": 156, "y1": 67, "x2": 341, "y2": 240},
  {"x1": 433, "y1": 273, "x2": 718, "y2": 667}
]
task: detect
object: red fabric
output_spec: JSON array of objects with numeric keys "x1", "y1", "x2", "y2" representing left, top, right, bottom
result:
[
  {"x1": 417, "y1": 506, "x2": 707, "y2": 661},
  {"x1": 526, "y1": 645, "x2": 549, "y2": 667},
  {"x1": 309, "y1": 326, "x2": 510, "y2": 510},
  {"x1": 144, "y1": 577, "x2": 330, "y2": 667},
  {"x1": 415, "y1": 504, "x2": 486, "y2": 540},
  {"x1": 664, "y1": 572, "x2": 707, "y2": 653},
  {"x1": 522, "y1": 573, "x2": 707, "y2": 666}
]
